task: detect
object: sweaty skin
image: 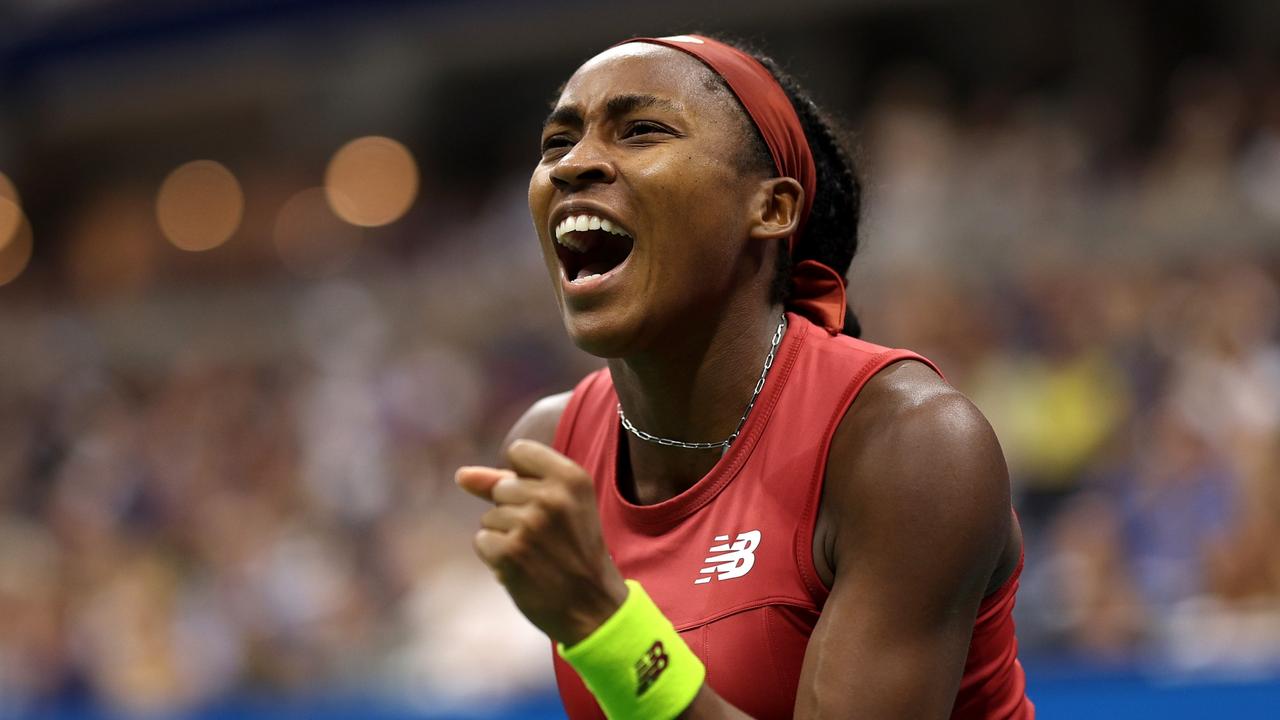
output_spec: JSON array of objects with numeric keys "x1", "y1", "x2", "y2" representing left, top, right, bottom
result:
[{"x1": 457, "y1": 42, "x2": 1022, "y2": 719}]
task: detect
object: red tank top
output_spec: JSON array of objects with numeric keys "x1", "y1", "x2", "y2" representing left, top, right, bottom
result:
[{"x1": 551, "y1": 312, "x2": 1033, "y2": 719}]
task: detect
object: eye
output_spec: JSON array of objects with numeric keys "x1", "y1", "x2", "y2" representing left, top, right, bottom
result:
[
  {"x1": 541, "y1": 134, "x2": 574, "y2": 157},
  {"x1": 622, "y1": 121, "x2": 669, "y2": 139}
]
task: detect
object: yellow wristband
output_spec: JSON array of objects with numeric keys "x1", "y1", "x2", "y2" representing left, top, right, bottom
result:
[{"x1": 557, "y1": 579, "x2": 705, "y2": 720}]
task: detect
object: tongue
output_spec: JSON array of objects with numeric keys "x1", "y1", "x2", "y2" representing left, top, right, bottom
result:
[{"x1": 576, "y1": 262, "x2": 613, "y2": 280}]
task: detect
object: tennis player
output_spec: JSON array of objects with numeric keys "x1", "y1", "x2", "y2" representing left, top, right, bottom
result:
[{"x1": 456, "y1": 34, "x2": 1033, "y2": 719}]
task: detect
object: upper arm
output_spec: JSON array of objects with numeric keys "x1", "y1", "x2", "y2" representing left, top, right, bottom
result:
[
  {"x1": 499, "y1": 391, "x2": 573, "y2": 467},
  {"x1": 795, "y1": 361, "x2": 1011, "y2": 719}
]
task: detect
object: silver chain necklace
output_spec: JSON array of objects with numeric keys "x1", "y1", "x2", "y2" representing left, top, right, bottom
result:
[{"x1": 617, "y1": 314, "x2": 787, "y2": 453}]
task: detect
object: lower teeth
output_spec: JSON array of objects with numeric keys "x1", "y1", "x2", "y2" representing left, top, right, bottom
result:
[{"x1": 572, "y1": 273, "x2": 602, "y2": 284}]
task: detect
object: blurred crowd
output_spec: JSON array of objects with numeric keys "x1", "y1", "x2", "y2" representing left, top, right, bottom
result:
[
  {"x1": 2, "y1": 54, "x2": 1280, "y2": 716},
  {"x1": 856, "y1": 57, "x2": 1280, "y2": 673}
]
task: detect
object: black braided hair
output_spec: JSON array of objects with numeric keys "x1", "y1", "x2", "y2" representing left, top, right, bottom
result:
[{"x1": 700, "y1": 39, "x2": 864, "y2": 338}]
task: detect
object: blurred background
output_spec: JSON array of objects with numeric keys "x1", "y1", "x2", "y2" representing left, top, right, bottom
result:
[{"x1": 1, "y1": 0, "x2": 1278, "y2": 717}]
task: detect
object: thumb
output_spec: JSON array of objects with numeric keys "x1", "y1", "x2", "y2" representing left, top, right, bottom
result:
[{"x1": 455, "y1": 466, "x2": 515, "y2": 502}]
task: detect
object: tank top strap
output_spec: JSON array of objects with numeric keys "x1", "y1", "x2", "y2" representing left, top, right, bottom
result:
[
  {"x1": 789, "y1": 342, "x2": 944, "y2": 605},
  {"x1": 552, "y1": 368, "x2": 614, "y2": 456}
]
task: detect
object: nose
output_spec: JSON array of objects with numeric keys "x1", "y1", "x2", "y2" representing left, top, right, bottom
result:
[{"x1": 550, "y1": 135, "x2": 616, "y2": 191}]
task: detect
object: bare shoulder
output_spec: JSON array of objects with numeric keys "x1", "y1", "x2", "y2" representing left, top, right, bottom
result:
[
  {"x1": 824, "y1": 359, "x2": 1011, "y2": 579},
  {"x1": 797, "y1": 362, "x2": 1019, "y2": 717},
  {"x1": 501, "y1": 391, "x2": 574, "y2": 453},
  {"x1": 833, "y1": 359, "x2": 1008, "y2": 497}
]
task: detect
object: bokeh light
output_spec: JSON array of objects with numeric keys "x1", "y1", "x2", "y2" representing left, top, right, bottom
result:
[
  {"x1": 0, "y1": 198, "x2": 23, "y2": 255},
  {"x1": 0, "y1": 171, "x2": 18, "y2": 204},
  {"x1": 0, "y1": 172, "x2": 23, "y2": 253},
  {"x1": 0, "y1": 216, "x2": 33, "y2": 287},
  {"x1": 274, "y1": 187, "x2": 362, "y2": 278},
  {"x1": 155, "y1": 160, "x2": 244, "y2": 252},
  {"x1": 324, "y1": 136, "x2": 418, "y2": 227}
]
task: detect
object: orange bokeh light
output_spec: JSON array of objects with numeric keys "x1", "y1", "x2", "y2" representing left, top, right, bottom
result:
[
  {"x1": 0, "y1": 172, "x2": 18, "y2": 204},
  {"x1": 324, "y1": 136, "x2": 419, "y2": 227},
  {"x1": 0, "y1": 216, "x2": 33, "y2": 287},
  {"x1": 0, "y1": 198, "x2": 22, "y2": 254},
  {"x1": 156, "y1": 160, "x2": 244, "y2": 251},
  {"x1": 0, "y1": 172, "x2": 23, "y2": 254}
]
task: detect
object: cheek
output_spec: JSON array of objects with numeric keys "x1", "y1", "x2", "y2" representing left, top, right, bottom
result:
[
  {"x1": 527, "y1": 170, "x2": 564, "y2": 282},
  {"x1": 527, "y1": 167, "x2": 551, "y2": 218},
  {"x1": 640, "y1": 157, "x2": 746, "y2": 249}
]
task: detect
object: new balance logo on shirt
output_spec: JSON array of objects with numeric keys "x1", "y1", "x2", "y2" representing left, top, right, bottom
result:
[{"x1": 695, "y1": 529, "x2": 761, "y2": 584}]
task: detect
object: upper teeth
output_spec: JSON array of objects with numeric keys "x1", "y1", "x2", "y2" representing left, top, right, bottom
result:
[{"x1": 554, "y1": 213, "x2": 631, "y2": 251}]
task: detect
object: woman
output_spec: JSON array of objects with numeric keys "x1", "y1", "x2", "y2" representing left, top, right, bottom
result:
[{"x1": 456, "y1": 34, "x2": 1033, "y2": 719}]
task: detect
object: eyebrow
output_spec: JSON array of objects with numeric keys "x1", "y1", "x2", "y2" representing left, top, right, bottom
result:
[{"x1": 542, "y1": 93, "x2": 683, "y2": 130}]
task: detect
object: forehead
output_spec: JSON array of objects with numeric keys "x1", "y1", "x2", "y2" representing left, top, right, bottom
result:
[{"x1": 555, "y1": 43, "x2": 726, "y2": 113}]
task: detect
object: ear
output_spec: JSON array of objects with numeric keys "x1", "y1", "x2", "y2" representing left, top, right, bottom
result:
[{"x1": 747, "y1": 177, "x2": 804, "y2": 241}]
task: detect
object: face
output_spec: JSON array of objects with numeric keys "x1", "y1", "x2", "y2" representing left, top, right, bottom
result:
[{"x1": 528, "y1": 43, "x2": 769, "y2": 357}]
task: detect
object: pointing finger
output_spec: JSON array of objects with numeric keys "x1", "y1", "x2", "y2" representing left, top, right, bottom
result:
[{"x1": 455, "y1": 466, "x2": 514, "y2": 502}]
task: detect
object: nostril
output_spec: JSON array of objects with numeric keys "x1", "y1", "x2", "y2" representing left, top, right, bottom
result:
[{"x1": 557, "y1": 166, "x2": 609, "y2": 187}]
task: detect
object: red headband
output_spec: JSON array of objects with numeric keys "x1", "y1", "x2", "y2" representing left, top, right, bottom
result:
[{"x1": 615, "y1": 34, "x2": 848, "y2": 334}]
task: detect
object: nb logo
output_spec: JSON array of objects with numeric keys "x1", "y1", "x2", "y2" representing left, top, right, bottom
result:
[
  {"x1": 694, "y1": 530, "x2": 761, "y2": 585},
  {"x1": 634, "y1": 640, "x2": 669, "y2": 696}
]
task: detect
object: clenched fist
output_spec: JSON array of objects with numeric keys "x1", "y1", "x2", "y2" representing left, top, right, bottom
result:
[{"x1": 455, "y1": 439, "x2": 628, "y2": 646}]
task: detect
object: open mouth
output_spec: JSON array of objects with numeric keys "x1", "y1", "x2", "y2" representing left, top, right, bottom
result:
[{"x1": 553, "y1": 213, "x2": 635, "y2": 284}]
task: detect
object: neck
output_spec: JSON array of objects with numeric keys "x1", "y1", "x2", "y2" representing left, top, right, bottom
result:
[{"x1": 608, "y1": 302, "x2": 785, "y2": 504}]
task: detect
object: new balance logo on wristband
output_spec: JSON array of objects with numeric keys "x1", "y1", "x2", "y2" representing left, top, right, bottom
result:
[
  {"x1": 634, "y1": 640, "x2": 670, "y2": 695},
  {"x1": 694, "y1": 529, "x2": 761, "y2": 584}
]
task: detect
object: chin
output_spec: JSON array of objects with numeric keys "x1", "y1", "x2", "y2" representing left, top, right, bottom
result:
[{"x1": 560, "y1": 305, "x2": 644, "y2": 359}]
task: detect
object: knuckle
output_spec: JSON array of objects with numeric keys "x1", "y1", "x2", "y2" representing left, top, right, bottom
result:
[
  {"x1": 505, "y1": 531, "x2": 532, "y2": 560},
  {"x1": 504, "y1": 439, "x2": 531, "y2": 465},
  {"x1": 564, "y1": 469, "x2": 594, "y2": 497},
  {"x1": 472, "y1": 532, "x2": 498, "y2": 561},
  {"x1": 538, "y1": 487, "x2": 574, "y2": 516},
  {"x1": 564, "y1": 465, "x2": 591, "y2": 487},
  {"x1": 522, "y1": 505, "x2": 549, "y2": 533},
  {"x1": 565, "y1": 474, "x2": 593, "y2": 501},
  {"x1": 491, "y1": 476, "x2": 518, "y2": 503}
]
